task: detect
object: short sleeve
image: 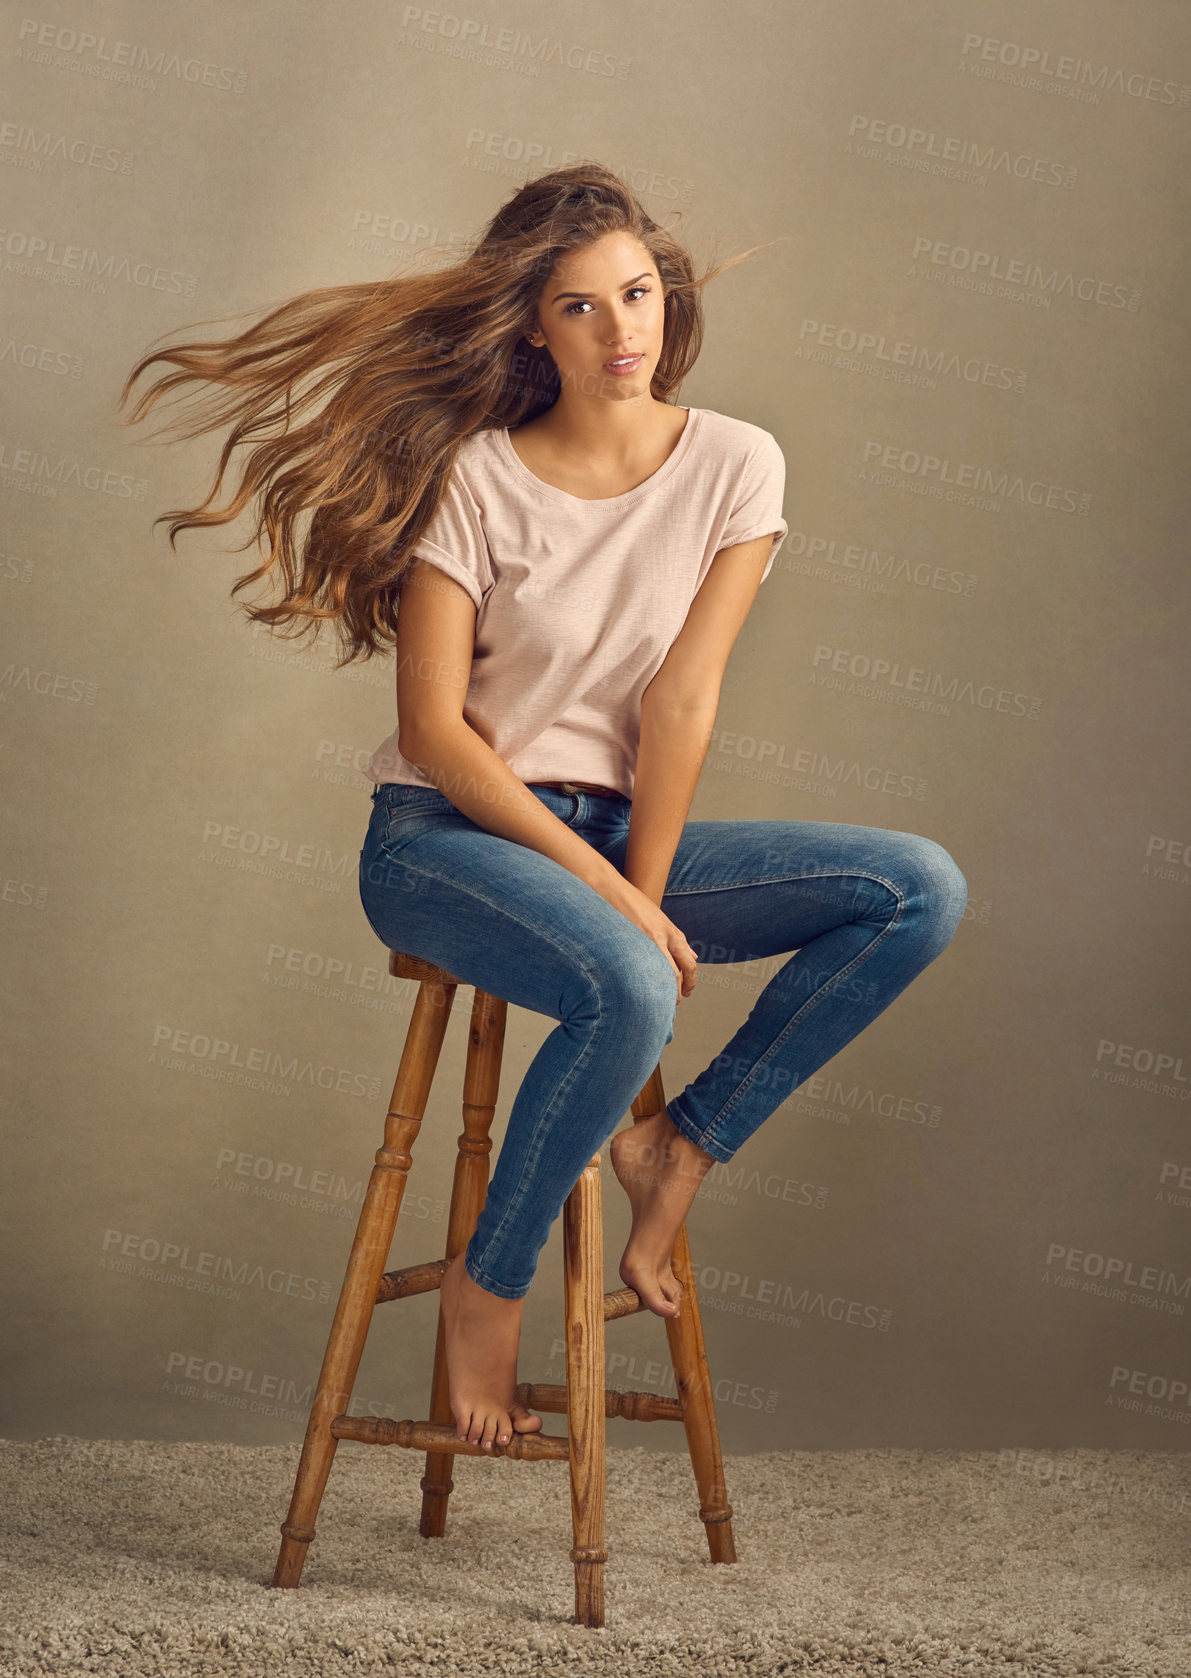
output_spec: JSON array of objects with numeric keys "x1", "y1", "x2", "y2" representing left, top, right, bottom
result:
[
  {"x1": 717, "y1": 431, "x2": 788, "y2": 583},
  {"x1": 409, "y1": 464, "x2": 494, "y2": 609}
]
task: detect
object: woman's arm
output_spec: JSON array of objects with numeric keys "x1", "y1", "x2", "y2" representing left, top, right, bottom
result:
[
  {"x1": 624, "y1": 701, "x2": 716, "y2": 905},
  {"x1": 623, "y1": 532, "x2": 778, "y2": 910}
]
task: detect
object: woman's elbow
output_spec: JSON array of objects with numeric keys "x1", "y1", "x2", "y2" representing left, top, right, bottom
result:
[{"x1": 397, "y1": 715, "x2": 463, "y2": 768}]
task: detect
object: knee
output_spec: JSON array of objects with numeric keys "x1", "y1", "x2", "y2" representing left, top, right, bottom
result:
[
  {"x1": 906, "y1": 836, "x2": 968, "y2": 944},
  {"x1": 593, "y1": 937, "x2": 678, "y2": 1052}
]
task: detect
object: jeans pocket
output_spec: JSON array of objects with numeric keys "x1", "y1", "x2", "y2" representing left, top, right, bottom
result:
[{"x1": 379, "y1": 787, "x2": 455, "y2": 848}]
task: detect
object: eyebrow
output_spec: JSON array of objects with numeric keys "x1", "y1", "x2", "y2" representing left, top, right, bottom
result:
[{"x1": 550, "y1": 270, "x2": 653, "y2": 303}]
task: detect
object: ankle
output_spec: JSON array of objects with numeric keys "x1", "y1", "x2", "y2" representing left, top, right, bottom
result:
[
  {"x1": 446, "y1": 1252, "x2": 523, "y2": 1312},
  {"x1": 620, "y1": 1121, "x2": 714, "y2": 1183},
  {"x1": 630, "y1": 1107, "x2": 675, "y2": 1139}
]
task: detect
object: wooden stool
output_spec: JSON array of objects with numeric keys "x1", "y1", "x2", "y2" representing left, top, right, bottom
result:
[{"x1": 270, "y1": 948, "x2": 736, "y2": 1628}]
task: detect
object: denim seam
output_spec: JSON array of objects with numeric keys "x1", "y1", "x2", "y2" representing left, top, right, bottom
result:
[
  {"x1": 367, "y1": 848, "x2": 611, "y2": 1288},
  {"x1": 357, "y1": 854, "x2": 391, "y2": 947},
  {"x1": 673, "y1": 869, "x2": 908, "y2": 1156},
  {"x1": 375, "y1": 858, "x2": 607, "y2": 1012},
  {"x1": 662, "y1": 867, "x2": 887, "y2": 897}
]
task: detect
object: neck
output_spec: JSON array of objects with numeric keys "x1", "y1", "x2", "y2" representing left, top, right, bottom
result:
[{"x1": 532, "y1": 393, "x2": 681, "y2": 464}]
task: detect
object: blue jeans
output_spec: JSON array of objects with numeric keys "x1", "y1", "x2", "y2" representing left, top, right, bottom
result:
[{"x1": 359, "y1": 783, "x2": 967, "y2": 1300}]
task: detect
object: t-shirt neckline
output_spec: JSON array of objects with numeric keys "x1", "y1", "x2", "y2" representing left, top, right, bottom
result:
[{"x1": 496, "y1": 406, "x2": 701, "y2": 509}]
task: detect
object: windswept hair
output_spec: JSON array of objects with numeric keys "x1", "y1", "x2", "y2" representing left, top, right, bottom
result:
[{"x1": 117, "y1": 160, "x2": 777, "y2": 665}]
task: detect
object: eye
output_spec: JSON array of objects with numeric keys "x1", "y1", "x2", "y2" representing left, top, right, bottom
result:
[{"x1": 564, "y1": 285, "x2": 651, "y2": 316}]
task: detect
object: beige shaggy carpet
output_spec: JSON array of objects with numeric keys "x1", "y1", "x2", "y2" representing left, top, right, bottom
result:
[{"x1": 0, "y1": 1438, "x2": 1187, "y2": 1676}]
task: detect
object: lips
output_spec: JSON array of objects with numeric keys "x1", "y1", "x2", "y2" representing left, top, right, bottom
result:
[{"x1": 604, "y1": 353, "x2": 644, "y2": 374}]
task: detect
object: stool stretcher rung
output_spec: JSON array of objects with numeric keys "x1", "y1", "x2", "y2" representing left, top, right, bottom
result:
[
  {"x1": 330, "y1": 1413, "x2": 569, "y2": 1460},
  {"x1": 376, "y1": 1266, "x2": 642, "y2": 1317},
  {"x1": 377, "y1": 1261, "x2": 644, "y2": 1315},
  {"x1": 376, "y1": 1259, "x2": 447, "y2": 1301},
  {"x1": 516, "y1": 1381, "x2": 683, "y2": 1422}
]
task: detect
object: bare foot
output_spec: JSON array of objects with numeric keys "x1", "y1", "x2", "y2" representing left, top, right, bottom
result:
[
  {"x1": 438, "y1": 1250, "x2": 543, "y2": 1452},
  {"x1": 609, "y1": 1111, "x2": 716, "y2": 1317}
]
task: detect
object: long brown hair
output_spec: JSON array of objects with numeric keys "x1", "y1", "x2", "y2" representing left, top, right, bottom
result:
[{"x1": 117, "y1": 160, "x2": 776, "y2": 666}]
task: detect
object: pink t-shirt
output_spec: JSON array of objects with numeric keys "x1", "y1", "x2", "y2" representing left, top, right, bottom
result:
[{"x1": 362, "y1": 405, "x2": 788, "y2": 799}]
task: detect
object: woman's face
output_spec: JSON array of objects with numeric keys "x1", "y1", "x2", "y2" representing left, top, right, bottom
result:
[{"x1": 525, "y1": 230, "x2": 665, "y2": 403}]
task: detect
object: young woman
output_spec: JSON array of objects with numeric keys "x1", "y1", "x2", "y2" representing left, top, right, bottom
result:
[{"x1": 121, "y1": 162, "x2": 967, "y2": 1465}]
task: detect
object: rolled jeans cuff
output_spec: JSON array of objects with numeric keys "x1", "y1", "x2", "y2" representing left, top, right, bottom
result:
[
  {"x1": 665, "y1": 1094, "x2": 736, "y2": 1165},
  {"x1": 463, "y1": 1247, "x2": 533, "y2": 1301}
]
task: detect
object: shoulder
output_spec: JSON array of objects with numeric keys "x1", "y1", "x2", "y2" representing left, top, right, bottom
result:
[
  {"x1": 424, "y1": 429, "x2": 504, "y2": 517},
  {"x1": 440, "y1": 426, "x2": 511, "y2": 502},
  {"x1": 459, "y1": 425, "x2": 504, "y2": 457},
  {"x1": 447, "y1": 426, "x2": 503, "y2": 478},
  {"x1": 694, "y1": 407, "x2": 784, "y2": 465}
]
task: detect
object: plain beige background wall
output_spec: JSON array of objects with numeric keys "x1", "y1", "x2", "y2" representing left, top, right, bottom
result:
[{"x1": 3, "y1": 0, "x2": 1189, "y2": 1459}]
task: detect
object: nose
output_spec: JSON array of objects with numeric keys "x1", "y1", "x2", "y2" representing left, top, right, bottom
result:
[{"x1": 604, "y1": 301, "x2": 637, "y2": 345}]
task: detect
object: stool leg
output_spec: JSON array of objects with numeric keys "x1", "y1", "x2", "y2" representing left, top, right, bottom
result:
[
  {"x1": 420, "y1": 988, "x2": 508, "y2": 1538},
  {"x1": 662, "y1": 1221, "x2": 736, "y2": 1562},
  {"x1": 271, "y1": 976, "x2": 457, "y2": 1588},
  {"x1": 563, "y1": 1151, "x2": 607, "y2": 1629},
  {"x1": 631, "y1": 1074, "x2": 737, "y2": 1565}
]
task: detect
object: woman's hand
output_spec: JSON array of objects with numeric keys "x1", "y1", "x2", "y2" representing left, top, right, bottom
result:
[{"x1": 598, "y1": 874, "x2": 698, "y2": 1004}]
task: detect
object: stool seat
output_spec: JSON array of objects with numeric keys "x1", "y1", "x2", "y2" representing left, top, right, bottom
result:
[
  {"x1": 388, "y1": 949, "x2": 465, "y2": 986},
  {"x1": 269, "y1": 943, "x2": 735, "y2": 1628}
]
